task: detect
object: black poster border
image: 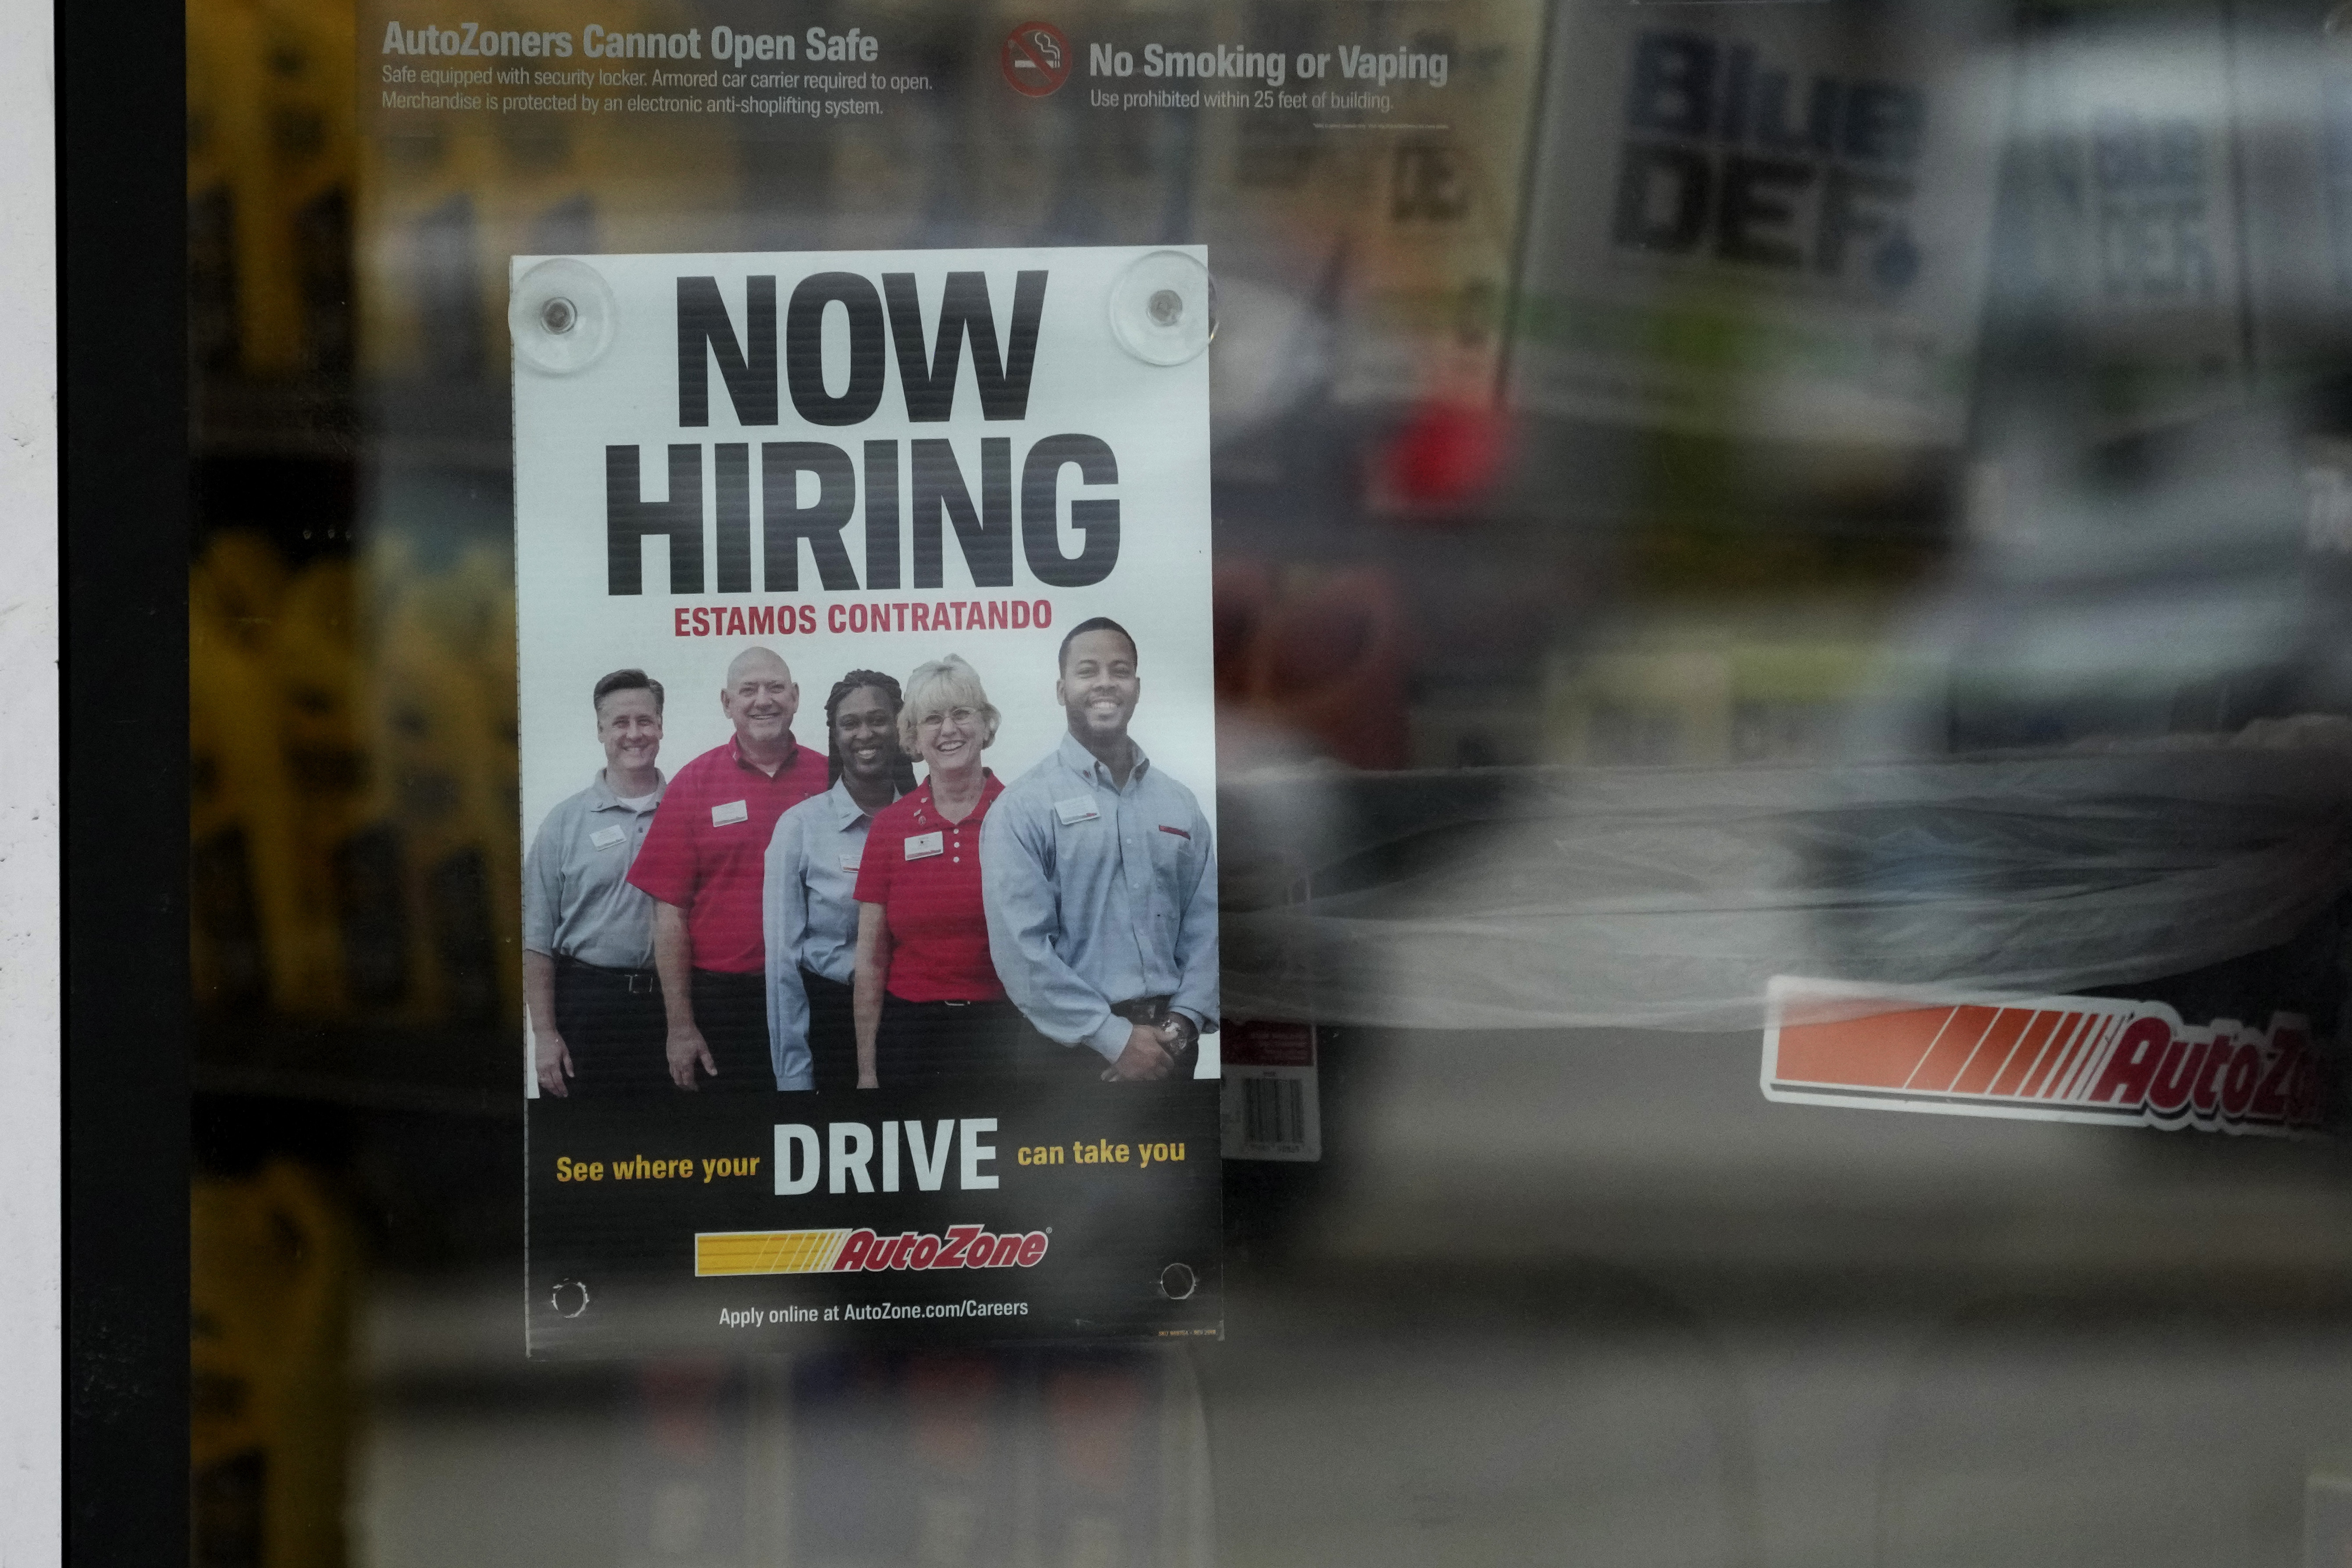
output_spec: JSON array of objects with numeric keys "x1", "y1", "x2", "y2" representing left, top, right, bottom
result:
[{"x1": 526, "y1": 1081, "x2": 1224, "y2": 1358}]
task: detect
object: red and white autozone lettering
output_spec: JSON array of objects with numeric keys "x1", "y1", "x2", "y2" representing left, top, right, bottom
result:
[
  {"x1": 1762, "y1": 976, "x2": 2330, "y2": 1136},
  {"x1": 833, "y1": 1224, "x2": 1050, "y2": 1272}
]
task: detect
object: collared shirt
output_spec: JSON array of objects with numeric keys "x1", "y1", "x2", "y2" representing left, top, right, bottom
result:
[
  {"x1": 853, "y1": 772, "x2": 1008, "y2": 1002},
  {"x1": 981, "y1": 731, "x2": 1218, "y2": 1062},
  {"x1": 627, "y1": 735, "x2": 830, "y2": 974},
  {"x1": 763, "y1": 775, "x2": 897, "y2": 1090},
  {"x1": 521, "y1": 768, "x2": 668, "y2": 969}
]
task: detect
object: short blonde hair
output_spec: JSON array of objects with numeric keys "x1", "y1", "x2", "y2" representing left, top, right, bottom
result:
[{"x1": 899, "y1": 654, "x2": 1001, "y2": 754}]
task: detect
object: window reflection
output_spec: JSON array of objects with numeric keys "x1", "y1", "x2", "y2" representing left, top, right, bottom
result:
[{"x1": 191, "y1": 0, "x2": 2352, "y2": 1562}]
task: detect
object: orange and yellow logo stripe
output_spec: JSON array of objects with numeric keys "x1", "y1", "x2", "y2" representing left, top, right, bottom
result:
[{"x1": 695, "y1": 1228, "x2": 853, "y2": 1276}]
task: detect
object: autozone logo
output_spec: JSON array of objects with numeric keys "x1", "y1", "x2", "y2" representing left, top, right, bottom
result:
[
  {"x1": 1762, "y1": 976, "x2": 2327, "y2": 1136},
  {"x1": 695, "y1": 1225, "x2": 1048, "y2": 1276}
]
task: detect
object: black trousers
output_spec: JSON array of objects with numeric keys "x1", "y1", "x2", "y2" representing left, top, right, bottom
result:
[
  {"x1": 874, "y1": 995, "x2": 1026, "y2": 1086},
  {"x1": 802, "y1": 967, "x2": 857, "y2": 1093},
  {"x1": 552, "y1": 959, "x2": 669, "y2": 1096},
  {"x1": 689, "y1": 968, "x2": 774, "y2": 1092}
]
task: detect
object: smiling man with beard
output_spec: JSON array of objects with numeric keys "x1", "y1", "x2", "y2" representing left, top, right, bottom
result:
[
  {"x1": 627, "y1": 646, "x2": 831, "y2": 1090},
  {"x1": 983, "y1": 617, "x2": 1219, "y2": 1083}
]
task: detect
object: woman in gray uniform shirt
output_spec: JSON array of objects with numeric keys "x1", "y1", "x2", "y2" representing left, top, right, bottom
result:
[{"x1": 763, "y1": 671, "x2": 916, "y2": 1091}]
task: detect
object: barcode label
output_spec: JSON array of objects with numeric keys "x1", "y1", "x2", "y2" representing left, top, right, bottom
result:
[
  {"x1": 1246, "y1": 1077, "x2": 1304, "y2": 1145},
  {"x1": 1222, "y1": 1065, "x2": 1321, "y2": 1161}
]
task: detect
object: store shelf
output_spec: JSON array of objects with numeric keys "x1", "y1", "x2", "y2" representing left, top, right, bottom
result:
[{"x1": 195, "y1": 1017, "x2": 517, "y2": 1117}]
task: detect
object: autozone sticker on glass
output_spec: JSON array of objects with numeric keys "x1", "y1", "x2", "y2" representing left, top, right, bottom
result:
[
  {"x1": 1761, "y1": 976, "x2": 2327, "y2": 1137},
  {"x1": 514, "y1": 247, "x2": 1222, "y2": 1354}
]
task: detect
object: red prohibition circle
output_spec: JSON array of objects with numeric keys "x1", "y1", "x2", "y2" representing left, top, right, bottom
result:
[{"x1": 1001, "y1": 21, "x2": 1073, "y2": 97}]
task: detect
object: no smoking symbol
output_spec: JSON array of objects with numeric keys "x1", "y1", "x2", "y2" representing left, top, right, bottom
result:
[{"x1": 1001, "y1": 21, "x2": 1071, "y2": 97}]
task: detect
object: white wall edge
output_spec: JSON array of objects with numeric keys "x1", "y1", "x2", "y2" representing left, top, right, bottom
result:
[{"x1": 0, "y1": 0, "x2": 62, "y2": 1552}]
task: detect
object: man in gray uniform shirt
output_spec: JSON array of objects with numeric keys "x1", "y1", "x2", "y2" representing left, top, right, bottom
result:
[
  {"x1": 983, "y1": 617, "x2": 1217, "y2": 1082},
  {"x1": 523, "y1": 668, "x2": 670, "y2": 1096}
]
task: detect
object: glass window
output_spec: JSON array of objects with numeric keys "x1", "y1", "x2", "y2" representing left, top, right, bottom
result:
[{"x1": 189, "y1": 0, "x2": 2352, "y2": 1562}]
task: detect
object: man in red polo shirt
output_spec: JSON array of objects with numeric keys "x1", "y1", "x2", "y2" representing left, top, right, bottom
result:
[{"x1": 628, "y1": 646, "x2": 831, "y2": 1090}]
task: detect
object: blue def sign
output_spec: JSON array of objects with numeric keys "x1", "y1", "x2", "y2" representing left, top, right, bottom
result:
[{"x1": 1611, "y1": 30, "x2": 1928, "y2": 292}]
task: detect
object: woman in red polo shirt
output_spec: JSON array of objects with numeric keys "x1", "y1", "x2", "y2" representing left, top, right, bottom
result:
[{"x1": 851, "y1": 655, "x2": 1023, "y2": 1084}]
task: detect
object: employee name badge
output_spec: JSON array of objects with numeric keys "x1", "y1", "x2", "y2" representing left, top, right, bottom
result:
[
  {"x1": 589, "y1": 824, "x2": 627, "y2": 849},
  {"x1": 513, "y1": 245, "x2": 1221, "y2": 1356}
]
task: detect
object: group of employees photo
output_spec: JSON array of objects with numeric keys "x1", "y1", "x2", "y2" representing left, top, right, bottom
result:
[{"x1": 520, "y1": 620, "x2": 1218, "y2": 1097}]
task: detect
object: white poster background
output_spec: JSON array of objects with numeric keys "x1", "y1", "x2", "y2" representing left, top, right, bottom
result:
[{"x1": 514, "y1": 246, "x2": 1217, "y2": 1084}]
